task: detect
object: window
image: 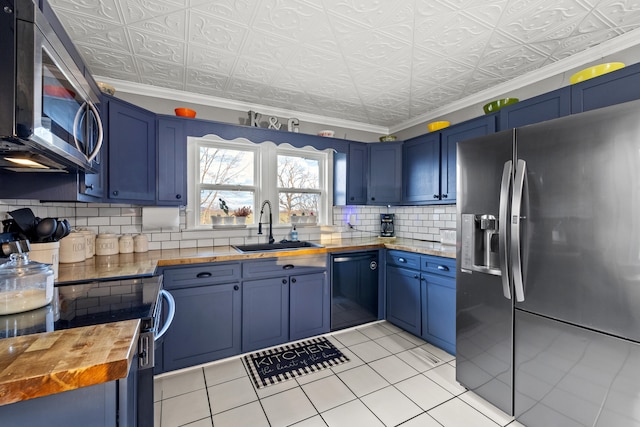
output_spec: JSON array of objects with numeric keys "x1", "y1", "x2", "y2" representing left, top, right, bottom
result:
[{"x1": 187, "y1": 136, "x2": 332, "y2": 229}]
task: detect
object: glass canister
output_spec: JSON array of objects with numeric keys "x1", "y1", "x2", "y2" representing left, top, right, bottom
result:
[{"x1": 0, "y1": 253, "x2": 55, "y2": 315}]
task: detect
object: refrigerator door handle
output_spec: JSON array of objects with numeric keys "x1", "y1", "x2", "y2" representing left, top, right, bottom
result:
[
  {"x1": 499, "y1": 160, "x2": 512, "y2": 300},
  {"x1": 512, "y1": 159, "x2": 526, "y2": 302}
]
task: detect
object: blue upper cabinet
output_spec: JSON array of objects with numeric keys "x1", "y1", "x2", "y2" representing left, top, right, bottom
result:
[
  {"x1": 106, "y1": 96, "x2": 156, "y2": 203},
  {"x1": 157, "y1": 117, "x2": 187, "y2": 206},
  {"x1": 403, "y1": 132, "x2": 441, "y2": 204},
  {"x1": 347, "y1": 142, "x2": 368, "y2": 205},
  {"x1": 368, "y1": 142, "x2": 402, "y2": 205},
  {"x1": 498, "y1": 87, "x2": 571, "y2": 130},
  {"x1": 571, "y1": 62, "x2": 640, "y2": 113},
  {"x1": 440, "y1": 114, "x2": 497, "y2": 203}
]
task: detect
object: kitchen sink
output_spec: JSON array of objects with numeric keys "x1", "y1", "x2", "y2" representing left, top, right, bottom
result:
[{"x1": 232, "y1": 241, "x2": 323, "y2": 253}]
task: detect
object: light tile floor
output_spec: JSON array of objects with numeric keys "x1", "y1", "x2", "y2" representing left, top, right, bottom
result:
[{"x1": 154, "y1": 321, "x2": 526, "y2": 427}]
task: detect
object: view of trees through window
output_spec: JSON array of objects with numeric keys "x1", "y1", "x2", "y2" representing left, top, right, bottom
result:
[
  {"x1": 278, "y1": 154, "x2": 320, "y2": 222},
  {"x1": 195, "y1": 142, "x2": 326, "y2": 226},
  {"x1": 199, "y1": 146, "x2": 255, "y2": 225}
]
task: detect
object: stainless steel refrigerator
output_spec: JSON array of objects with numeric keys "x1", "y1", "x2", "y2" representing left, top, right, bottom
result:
[{"x1": 456, "y1": 99, "x2": 640, "y2": 427}]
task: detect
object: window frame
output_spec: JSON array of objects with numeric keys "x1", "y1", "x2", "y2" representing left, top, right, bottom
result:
[{"x1": 186, "y1": 135, "x2": 332, "y2": 230}]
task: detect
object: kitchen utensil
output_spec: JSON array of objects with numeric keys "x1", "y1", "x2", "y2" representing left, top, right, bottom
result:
[
  {"x1": 35, "y1": 217, "x2": 57, "y2": 242},
  {"x1": 8, "y1": 208, "x2": 37, "y2": 235},
  {"x1": 570, "y1": 62, "x2": 625, "y2": 84},
  {"x1": 483, "y1": 98, "x2": 519, "y2": 114},
  {"x1": 52, "y1": 219, "x2": 69, "y2": 242},
  {"x1": 59, "y1": 231, "x2": 86, "y2": 263},
  {"x1": 175, "y1": 107, "x2": 196, "y2": 118},
  {"x1": 0, "y1": 253, "x2": 54, "y2": 315},
  {"x1": 427, "y1": 121, "x2": 451, "y2": 132}
]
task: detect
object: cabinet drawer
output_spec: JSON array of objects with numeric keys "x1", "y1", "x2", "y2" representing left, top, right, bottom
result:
[
  {"x1": 242, "y1": 255, "x2": 327, "y2": 279},
  {"x1": 386, "y1": 250, "x2": 421, "y2": 270},
  {"x1": 163, "y1": 263, "x2": 241, "y2": 288},
  {"x1": 421, "y1": 256, "x2": 456, "y2": 278}
]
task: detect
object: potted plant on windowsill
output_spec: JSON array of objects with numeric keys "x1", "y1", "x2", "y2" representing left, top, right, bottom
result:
[
  {"x1": 232, "y1": 206, "x2": 252, "y2": 225},
  {"x1": 211, "y1": 198, "x2": 231, "y2": 225}
]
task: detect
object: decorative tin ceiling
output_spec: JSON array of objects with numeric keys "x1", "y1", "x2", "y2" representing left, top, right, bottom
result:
[{"x1": 49, "y1": 0, "x2": 640, "y2": 127}]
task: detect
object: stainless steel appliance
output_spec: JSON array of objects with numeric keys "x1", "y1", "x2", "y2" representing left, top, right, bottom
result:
[
  {"x1": 331, "y1": 251, "x2": 379, "y2": 331},
  {"x1": 380, "y1": 214, "x2": 395, "y2": 237},
  {"x1": 0, "y1": 276, "x2": 175, "y2": 427},
  {"x1": 456, "y1": 99, "x2": 640, "y2": 426},
  {"x1": 0, "y1": 0, "x2": 103, "y2": 172}
]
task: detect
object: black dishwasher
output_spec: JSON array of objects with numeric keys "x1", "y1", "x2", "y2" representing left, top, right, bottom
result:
[{"x1": 331, "y1": 251, "x2": 380, "y2": 331}]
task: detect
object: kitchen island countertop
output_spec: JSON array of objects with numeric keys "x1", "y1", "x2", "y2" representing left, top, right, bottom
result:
[{"x1": 0, "y1": 319, "x2": 139, "y2": 406}]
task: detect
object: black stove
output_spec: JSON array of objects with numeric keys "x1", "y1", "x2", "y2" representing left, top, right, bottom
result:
[{"x1": 0, "y1": 276, "x2": 162, "y2": 339}]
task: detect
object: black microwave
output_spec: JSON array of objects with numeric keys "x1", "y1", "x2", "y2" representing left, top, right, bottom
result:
[{"x1": 0, "y1": 0, "x2": 103, "y2": 173}]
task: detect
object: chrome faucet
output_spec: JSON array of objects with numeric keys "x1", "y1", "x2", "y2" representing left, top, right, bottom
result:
[{"x1": 257, "y1": 200, "x2": 275, "y2": 244}]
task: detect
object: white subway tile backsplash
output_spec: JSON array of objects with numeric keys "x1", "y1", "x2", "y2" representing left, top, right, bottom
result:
[{"x1": 3, "y1": 200, "x2": 459, "y2": 248}]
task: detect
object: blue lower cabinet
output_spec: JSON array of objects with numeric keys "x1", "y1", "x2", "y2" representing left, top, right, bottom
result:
[
  {"x1": 162, "y1": 283, "x2": 241, "y2": 372},
  {"x1": 386, "y1": 265, "x2": 422, "y2": 336},
  {"x1": 242, "y1": 277, "x2": 290, "y2": 353},
  {"x1": 289, "y1": 272, "x2": 330, "y2": 341},
  {"x1": 421, "y1": 273, "x2": 456, "y2": 355}
]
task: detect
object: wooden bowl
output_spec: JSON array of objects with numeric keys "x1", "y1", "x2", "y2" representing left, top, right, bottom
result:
[{"x1": 175, "y1": 108, "x2": 196, "y2": 118}]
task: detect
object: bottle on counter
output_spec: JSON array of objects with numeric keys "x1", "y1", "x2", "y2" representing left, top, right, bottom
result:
[{"x1": 290, "y1": 225, "x2": 298, "y2": 242}]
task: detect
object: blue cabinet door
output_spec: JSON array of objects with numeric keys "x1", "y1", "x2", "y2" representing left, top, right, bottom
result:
[
  {"x1": 498, "y1": 87, "x2": 571, "y2": 130},
  {"x1": 440, "y1": 115, "x2": 496, "y2": 202},
  {"x1": 571, "y1": 62, "x2": 640, "y2": 113},
  {"x1": 347, "y1": 142, "x2": 368, "y2": 205},
  {"x1": 162, "y1": 282, "x2": 241, "y2": 372},
  {"x1": 403, "y1": 133, "x2": 440, "y2": 203},
  {"x1": 157, "y1": 117, "x2": 187, "y2": 205},
  {"x1": 289, "y1": 272, "x2": 330, "y2": 341},
  {"x1": 107, "y1": 98, "x2": 156, "y2": 202},
  {"x1": 421, "y1": 273, "x2": 456, "y2": 355},
  {"x1": 242, "y1": 277, "x2": 290, "y2": 352},
  {"x1": 368, "y1": 142, "x2": 402, "y2": 204},
  {"x1": 386, "y1": 265, "x2": 421, "y2": 336}
]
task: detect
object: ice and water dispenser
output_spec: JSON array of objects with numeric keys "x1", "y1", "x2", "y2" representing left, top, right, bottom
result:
[{"x1": 460, "y1": 213, "x2": 502, "y2": 275}]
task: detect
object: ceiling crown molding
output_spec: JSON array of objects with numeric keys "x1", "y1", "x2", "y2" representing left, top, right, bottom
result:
[
  {"x1": 94, "y1": 77, "x2": 390, "y2": 135},
  {"x1": 389, "y1": 27, "x2": 640, "y2": 134}
]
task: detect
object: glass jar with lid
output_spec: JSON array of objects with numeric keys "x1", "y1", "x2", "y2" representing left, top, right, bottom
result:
[{"x1": 0, "y1": 253, "x2": 55, "y2": 315}]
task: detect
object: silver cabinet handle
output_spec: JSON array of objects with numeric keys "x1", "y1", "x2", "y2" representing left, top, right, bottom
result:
[
  {"x1": 499, "y1": 160, "x2": 512, "y2": 300},
  {"x1": 511, "y1": 159, "x2": 526, "y2": 302}
]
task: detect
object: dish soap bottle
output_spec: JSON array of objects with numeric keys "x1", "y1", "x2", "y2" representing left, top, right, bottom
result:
[{"x1": 290, "y1": 225, "x2": 298, "y2": 242}]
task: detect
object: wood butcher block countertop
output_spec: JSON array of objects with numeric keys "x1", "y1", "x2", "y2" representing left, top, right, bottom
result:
[
  {"x1": 57, "y1": 237, "x2": 456, "y2": 283},
  {"x1": 0, "y1": 320, "x2": 139, "y2": 406}
]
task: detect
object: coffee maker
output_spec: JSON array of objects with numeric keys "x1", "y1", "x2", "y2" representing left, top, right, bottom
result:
[{"x1": 380, "y1": 214, "x2": 395, "y2": 237}]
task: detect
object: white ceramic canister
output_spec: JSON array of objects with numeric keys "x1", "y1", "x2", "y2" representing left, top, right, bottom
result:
[
  {"x1": 95, "y1": 233, "x2": 119, "y2": 256},
  {"x1": 58, "y1": 231, "x2": 86, "y2": 264},
  {"x1": 28, "y1": 241, "x2": 60, "y2": 280},
  {"x1": 133, "y1": 234, "x2": 149, "y2": 253},
  {"x1": 78, "y1": 229, "x2": 96, "y2": 258},
  {"x1": 119, "y1": 234, "x2": 134, "y2": 254}
]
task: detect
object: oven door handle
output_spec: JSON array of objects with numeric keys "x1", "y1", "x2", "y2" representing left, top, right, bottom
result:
[{"x1": 155, "y1": 290, "x2": 175, "y2": 341}]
